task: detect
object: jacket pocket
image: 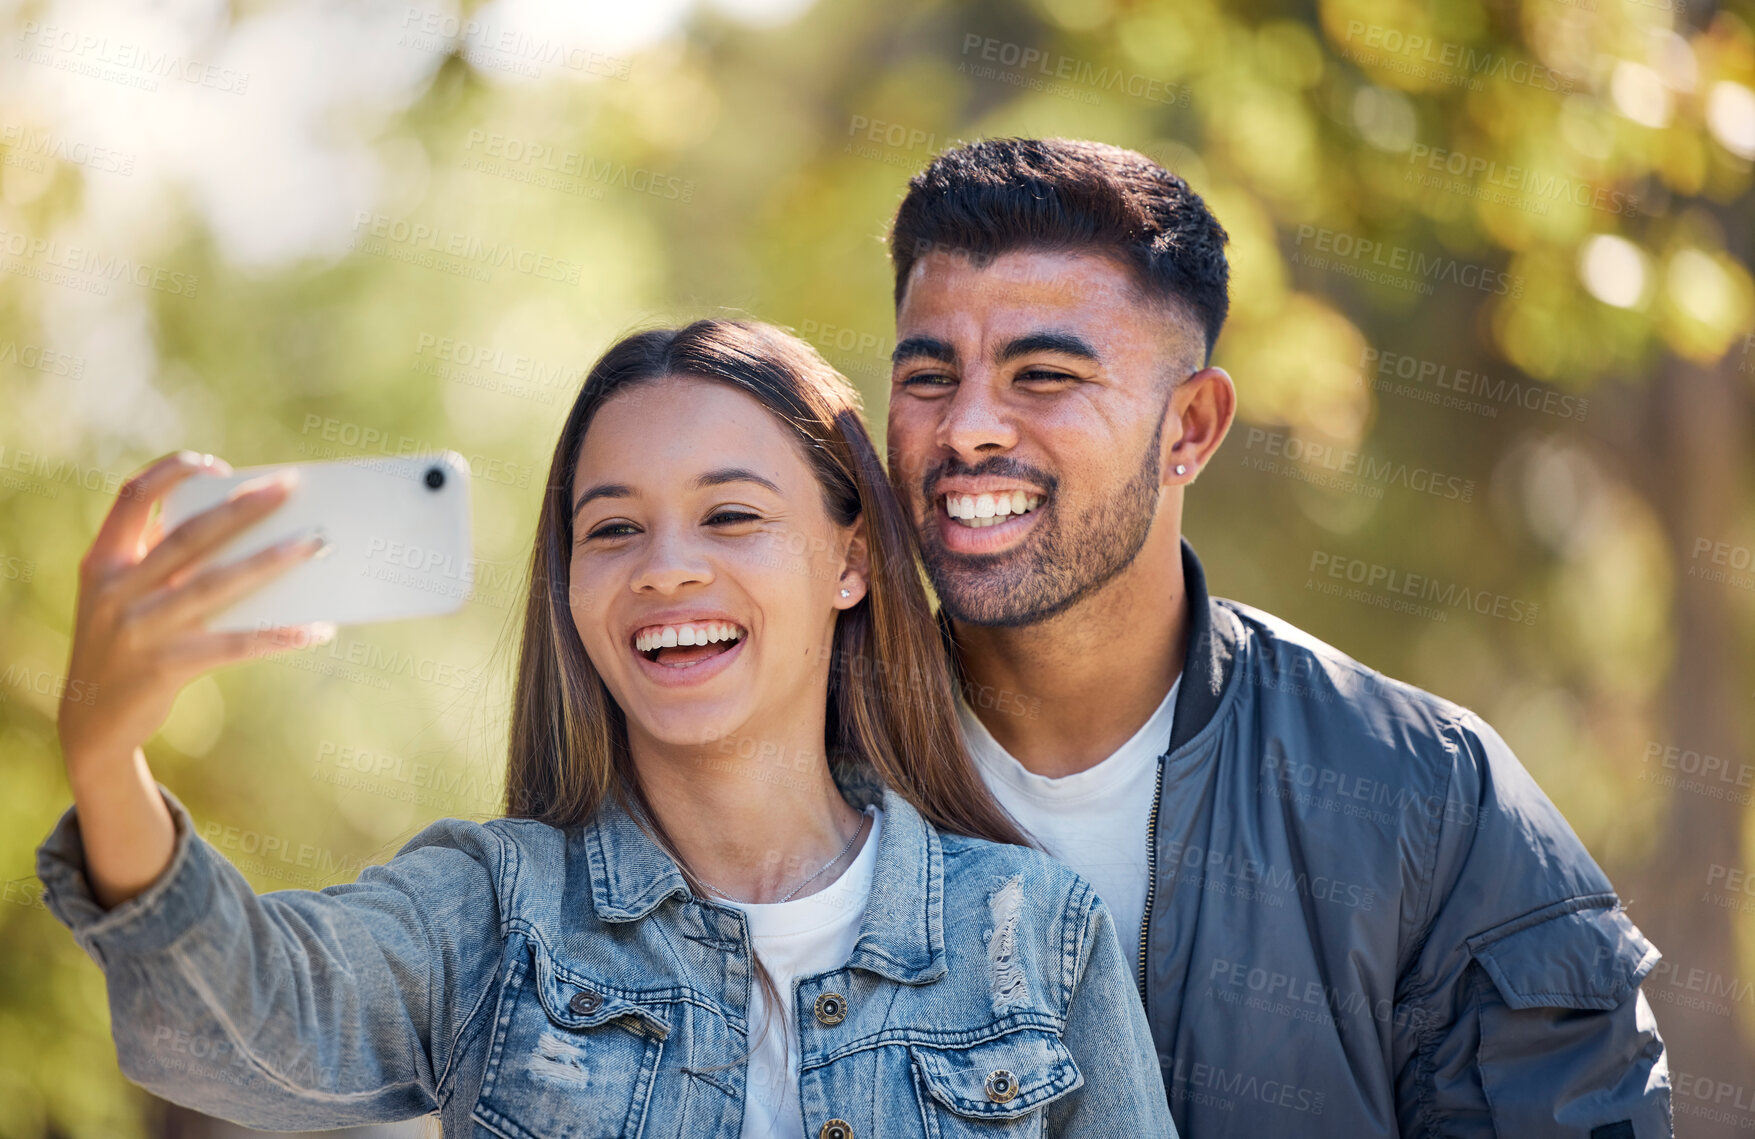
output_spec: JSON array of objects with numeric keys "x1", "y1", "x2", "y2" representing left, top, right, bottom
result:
[
  {"x1": 1465, "y1": 896, "x2": 1665, "y2": 1137},
  {"x1": 471, "y1": 938, "x2": 670, "y2": 1139},
  {"x1": 909, "y1": 1028, "x2": 1083, "y2": 1136}
]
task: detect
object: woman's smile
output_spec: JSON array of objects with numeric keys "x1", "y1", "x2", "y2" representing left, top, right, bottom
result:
[{"x1": 629, "y1": 617, "x2": 749, "y2": 687}]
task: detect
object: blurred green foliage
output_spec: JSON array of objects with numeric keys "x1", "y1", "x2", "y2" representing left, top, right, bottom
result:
[{"x1": 2, "y1": 0, "x2": 1752, "y2": 1134}]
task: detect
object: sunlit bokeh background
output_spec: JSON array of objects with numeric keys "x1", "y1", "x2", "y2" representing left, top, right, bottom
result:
[{"x1": 2, "y1": 0, "x2": 1752, "y2": 1134}]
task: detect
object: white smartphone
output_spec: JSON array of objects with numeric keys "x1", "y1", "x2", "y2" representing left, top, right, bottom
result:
[{"x1": 159, "y1": 451, "x2": 475, "y2": 632}]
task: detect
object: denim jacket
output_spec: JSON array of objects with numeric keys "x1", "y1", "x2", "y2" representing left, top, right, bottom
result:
[{"x1": 36, "y1": 773, "x2": 1175, "y2": 1138}]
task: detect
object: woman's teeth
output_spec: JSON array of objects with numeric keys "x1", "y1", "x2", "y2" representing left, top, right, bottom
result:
[
  {"x1": 635, "y1": 621, "x2": 745, "y2": 653},
  {"x1": 944, "y1": 491, "x2": 1044, "y2": 528}
]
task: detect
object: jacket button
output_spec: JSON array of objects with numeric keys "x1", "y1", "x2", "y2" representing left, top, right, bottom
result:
[
  {"x1": 568, "y1": 989, "x2": 602, "y2": 1015},
  {"x1": 985, "y1": 1069, "x2": 1018, "y2": 1103},
  {"x1": 819, "y1": 1120, "x2": 853, "y2": 1139},
  {"x1": 813, "y1": 992, "x2": 847, "y2": 1026}
]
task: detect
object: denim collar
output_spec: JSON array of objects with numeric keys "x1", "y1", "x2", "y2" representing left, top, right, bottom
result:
[{"x1": 581, "y1": 778, "x2": 947, "y2": 985}]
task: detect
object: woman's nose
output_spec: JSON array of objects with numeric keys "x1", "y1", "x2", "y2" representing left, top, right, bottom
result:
[{"x1": 628, "y1": 526, "x2": 713, "y2": 594}]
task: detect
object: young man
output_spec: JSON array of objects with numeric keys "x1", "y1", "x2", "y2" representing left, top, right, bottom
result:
[{"x1": 882, "y1": 138, "x2": 1671, "y2": 1138}]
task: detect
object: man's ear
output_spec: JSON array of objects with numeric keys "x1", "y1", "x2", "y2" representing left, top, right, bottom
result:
[
  {"x1": 1163, "y1": 366, "x2": 1236, "y2": 485},
  {"x1": 835, "y1": 514, "x2": 870, "y2": 608}
]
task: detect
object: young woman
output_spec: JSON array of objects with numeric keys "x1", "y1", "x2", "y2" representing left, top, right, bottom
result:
[{"x1": 37, "y1": 320, "x2": 1175, "y2": 1137}]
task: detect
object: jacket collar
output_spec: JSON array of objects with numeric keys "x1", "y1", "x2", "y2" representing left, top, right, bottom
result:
[
  {"x1": 1168, "y1": 534, "x2": 1239, "y2": 753},
  {"x1": 582, "y1": 779, "x2": 946, "y2": 985},
  {"x1": 936, "y1": 534, "x2": 1238, "y2": 755}
]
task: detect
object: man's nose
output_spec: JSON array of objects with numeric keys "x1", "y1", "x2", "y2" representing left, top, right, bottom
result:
[{"x1": 935, "y1": 372, "x2": 1018, "y2": 459}]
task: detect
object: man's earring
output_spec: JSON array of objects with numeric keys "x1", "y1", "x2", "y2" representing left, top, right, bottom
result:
[
  {"x1": 840, "y1": 588, "x2": 851, "y2": 598},
  {"x1": 1174, "y1": 463, "x2": 1188, "y2": 477}
]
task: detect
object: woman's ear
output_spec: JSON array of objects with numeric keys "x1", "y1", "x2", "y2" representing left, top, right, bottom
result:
[{"x1": 835, "y1": 514, "x2": 870, "y2": 609}]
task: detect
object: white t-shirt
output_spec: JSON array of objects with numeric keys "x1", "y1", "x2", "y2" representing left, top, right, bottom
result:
[
  {"x1": 718, "y1": 804, "x2": 882, "y2": 1139},
  {"x1": 957, "y1": 677, "x2": 1178, "y2": 982}
]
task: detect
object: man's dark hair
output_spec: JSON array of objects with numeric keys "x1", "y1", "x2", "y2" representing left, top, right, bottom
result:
[{"x1": 888, "y1": 137, "x2": 1231, "y2": 368}]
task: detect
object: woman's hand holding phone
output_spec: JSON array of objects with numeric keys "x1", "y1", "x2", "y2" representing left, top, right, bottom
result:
[{"x1": 57, "y1": 450, "x2": 335, "y2": 910}]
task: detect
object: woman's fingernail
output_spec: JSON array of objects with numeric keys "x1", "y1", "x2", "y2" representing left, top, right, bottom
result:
[
  {"x1": 287, "y1": 524, "x2": 328, "y2": 550},
  {"x1": 308, "y1": 622, "x2": 337, "y2": 644}
]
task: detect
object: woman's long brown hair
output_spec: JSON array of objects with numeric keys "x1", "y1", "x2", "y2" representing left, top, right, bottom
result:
[{"x1": 499, "y1": 318, "x2": 1029, "y2": 852}]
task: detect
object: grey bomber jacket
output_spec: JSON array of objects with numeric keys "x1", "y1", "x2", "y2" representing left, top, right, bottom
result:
[{"x1": 943, "y1": 538, "x2": 1672, "y2": 1138}]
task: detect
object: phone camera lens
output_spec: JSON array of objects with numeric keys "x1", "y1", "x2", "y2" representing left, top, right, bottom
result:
[{"x1": 424, "y1": 466, "x2": 446, "y2": 490}]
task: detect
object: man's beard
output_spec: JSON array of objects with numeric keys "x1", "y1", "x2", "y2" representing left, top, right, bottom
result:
[{"x1": 917, "y1": 417, "x2": 1165, "y2": 628}]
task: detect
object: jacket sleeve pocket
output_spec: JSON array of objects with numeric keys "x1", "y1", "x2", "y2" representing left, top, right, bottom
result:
[{"x1": 1463, "y1": 897, "x2": 1672, "y2": 1138}]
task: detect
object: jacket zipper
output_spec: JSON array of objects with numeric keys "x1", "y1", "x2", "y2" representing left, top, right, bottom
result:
[{"x1": 1136, "y1": 752, "x2": 1166, "y2": 1005}]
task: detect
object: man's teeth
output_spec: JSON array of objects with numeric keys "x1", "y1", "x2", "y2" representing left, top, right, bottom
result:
[
  {"x1": 635, "y1": 621, "x2": 745, "y2": 653},
  {"x1": 944, "y1": 491, "x2": 1044, "y2": 527}
]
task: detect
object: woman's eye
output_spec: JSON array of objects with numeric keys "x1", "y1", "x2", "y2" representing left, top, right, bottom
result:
[
  {"x1": 708, "y1": 510, "x2": 761, "y2": 525},
  {"x1": 901, "y1": 372, "x2": 954, "y2": 389},
  {"x1": 583, "y1": 522, "x2": 637, "y2": 540}
]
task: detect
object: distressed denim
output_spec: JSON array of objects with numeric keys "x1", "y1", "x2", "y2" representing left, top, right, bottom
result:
[{"x1": 36, "y1": 775, "x2": 1175, "y2": 1137}]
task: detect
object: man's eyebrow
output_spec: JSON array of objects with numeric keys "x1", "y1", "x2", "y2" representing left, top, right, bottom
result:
[
  {"x1": 892, "y1": 336, "x2": 956, "y2": 368},
  {"x1": 572, "y1": 468, "x2": 780, "y2": 520},
  {"x1": 994, "y1": 331, "x2": 1100, "y2": 365}
]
